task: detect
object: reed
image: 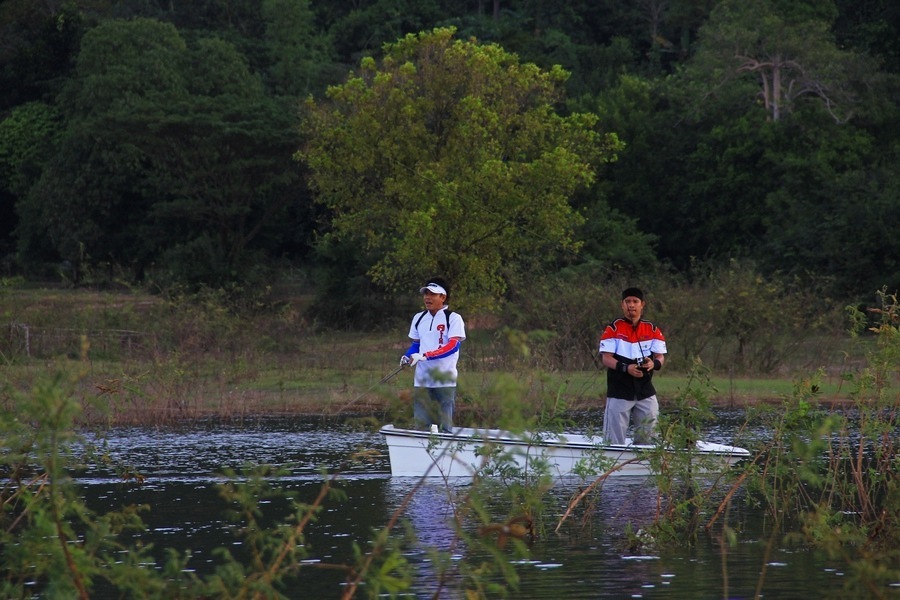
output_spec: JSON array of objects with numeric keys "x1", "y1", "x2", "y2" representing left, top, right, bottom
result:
[{"x1": 626, "y1": 289, "x2": 900, "y2": 598}]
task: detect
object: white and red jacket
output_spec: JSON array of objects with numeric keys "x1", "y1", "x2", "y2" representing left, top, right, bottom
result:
[
  {"x1": 405, "y1": 307, "x2": 466, "y2": 388},
  {"x1": 599, "y1": 317, "x2": 667, "y2": 400}
]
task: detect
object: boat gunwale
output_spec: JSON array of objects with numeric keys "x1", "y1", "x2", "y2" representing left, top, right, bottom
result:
[{"x1": 379, "y1": 424, "x2": 751, "y2": 458}]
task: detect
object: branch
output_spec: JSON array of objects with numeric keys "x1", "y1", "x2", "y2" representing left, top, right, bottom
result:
[{"x1": 555, "y1": 457, "x2": 646, "y2": 532}]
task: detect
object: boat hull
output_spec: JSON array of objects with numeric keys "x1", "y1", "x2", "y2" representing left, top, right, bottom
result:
[{"x1": 379, "y1": 424, "x2": 750, "y2": 478}]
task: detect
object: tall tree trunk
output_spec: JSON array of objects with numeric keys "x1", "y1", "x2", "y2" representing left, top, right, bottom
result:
[{"x1": 771, "y1": 59, "x2": 781, "y2": 122}]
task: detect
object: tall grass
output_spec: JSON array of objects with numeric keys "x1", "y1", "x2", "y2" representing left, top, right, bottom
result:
[
  {"x1": 0, "y1": 274, "x2": 873, "y2": 426},
  {"x1": 611, "y1": 289, "x2": 900, "y2": 598}
]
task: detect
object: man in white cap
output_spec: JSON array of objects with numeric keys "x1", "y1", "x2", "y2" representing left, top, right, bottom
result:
[
  {"x1": 599, "y1": 287, "x2": 667, "y2": 445},
  {"x1": 400, "y1": 277, "x2": 466, "y2": 432}
]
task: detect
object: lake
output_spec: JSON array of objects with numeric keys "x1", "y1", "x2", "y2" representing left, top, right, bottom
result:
[{"x1": 74, "y1": 414, "x2": 890, "y2": 599}]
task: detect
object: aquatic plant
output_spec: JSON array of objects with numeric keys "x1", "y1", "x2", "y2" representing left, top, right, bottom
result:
[
  {"x1": 0, "y1": 363, "x2": 415, "y2": 599},
  {"x1": 739, "y1": 288, "x2": 900, "y2": 598}
]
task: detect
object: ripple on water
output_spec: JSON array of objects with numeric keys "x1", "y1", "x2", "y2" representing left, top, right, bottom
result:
[{"x1": 66, "y1": 415, "x2": 882, "y2": 600}]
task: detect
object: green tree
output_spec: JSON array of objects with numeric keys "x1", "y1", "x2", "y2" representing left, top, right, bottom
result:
[
  {"x1": 135, "y1": 36, "x2": 305, "y2": 289},
  {"x1": 326, "y1": 0, "x2": 444, "y2": 65},
  {"x1": 16, "y1": 18, "x2": 306, "y2": 288},
  {"x1": 300, "y1": 26, "x2": 621, "y2": 311},
  {"x1": 687, "y1": 0, "x2": 877, "y2": 123},
  {"x1": 0, "y1": 1, "x2": 87, "y2": 110},
  {"x1": 580, "y1": 73, "x2": 695, "y2": 266},
  {"x1": 0, "y1": 102, "x2": 62, "y2": 266},
  {"x1": 262, "y1": 0, "x2": 336, "y2": 97},
  {"x1": 833, "y1": 0, "x2": 900, "y2": 74},
  {"x1": 759, "y1": 122, "x2": 900, "y2": 298}
]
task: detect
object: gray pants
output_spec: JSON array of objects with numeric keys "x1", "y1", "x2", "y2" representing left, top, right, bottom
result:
[
  {"x1": 413, "y1": 387, "x2": 456, "y2": 432},
  {"x1": 603, "y1": 395, "x2": 659, "y2": 445}
]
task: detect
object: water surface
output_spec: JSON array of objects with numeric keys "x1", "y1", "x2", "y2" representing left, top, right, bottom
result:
[{"x1": 75, "y1": 415, "x2": 881, "y2": 599}]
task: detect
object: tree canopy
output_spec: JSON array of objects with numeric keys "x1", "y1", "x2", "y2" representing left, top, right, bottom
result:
[
  {"x1": 0, "y1": 0, "x2": 898, "y2": 317},
  {"x1": 687, "y1": 0, "x2": 877, "y2": 123},
  {"x1": 13, "y1": 18, "x2": 305, "y2": 287},
  {"x1": 300, "y1": 27, "x2": 622, "y2": 311}
]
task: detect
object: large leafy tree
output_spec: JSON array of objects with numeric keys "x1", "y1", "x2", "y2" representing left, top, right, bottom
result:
[
  {"x1": 262, "y1": 0, "x2": 336, "y2": 97},
  {"x1": 299, "y1": 27, "x2": 621, "y2": 311},
  {"x1": 0, "y1": 102, "x2": 61, "y2": 267},
  {"x1": 16, "y1": 18, "x2": 305, "y2": 288},
  {"x1": 758, "y1": 120, "x2": 900, "y2": 297},
  {"x1": 15, "y1": 18, "x2": 189, "y2": 280},
  {"x1": 582, "y1": 73, "x2": 699, "y2": 267},
  {"x1": 592, "y1": 0, "x2": 899, "y2": 301},
  {"x1": 686, "y1": 0, "x2": 877, "y2": 123},
  {"x1": 0, "y1": 0, "x2": 88, "y2": 110}
]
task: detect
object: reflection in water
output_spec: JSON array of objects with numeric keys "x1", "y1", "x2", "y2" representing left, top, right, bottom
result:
[
  {"x1": 385, "y1": 479, "x2": 467, "y2": 599},
  {"x1": 381, "y1": 477, "x2": 668, "y2": 599},
  {"x1": 73, "y1": 415, "x2": 863, "y2": 599}
]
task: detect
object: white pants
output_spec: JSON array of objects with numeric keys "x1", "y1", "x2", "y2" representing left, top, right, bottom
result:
[{"x1": 603, "y1": 395, "x2": 659, "y2": 445}]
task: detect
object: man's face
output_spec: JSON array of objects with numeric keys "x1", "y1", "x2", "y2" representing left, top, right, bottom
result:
[
  {"x1": 621, "y1": 296, "x2": 644, "y2": 321},
  {"x1": 423, "y1": 291, "x2": 446, "y2": 312}
]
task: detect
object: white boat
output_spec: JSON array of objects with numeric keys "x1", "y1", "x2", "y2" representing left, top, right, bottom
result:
[{"x1": 380, "y1": 424, "x2": 751, "y2": 478}]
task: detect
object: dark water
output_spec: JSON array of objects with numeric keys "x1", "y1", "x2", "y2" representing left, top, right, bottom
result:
[{"x1": 73, "y1": 414, "x2": 891, "y2": 599}]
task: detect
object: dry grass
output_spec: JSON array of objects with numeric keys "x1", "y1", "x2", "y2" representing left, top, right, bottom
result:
[{"x1": 0, "y1": 286, "x2": 875, "y2": 425}]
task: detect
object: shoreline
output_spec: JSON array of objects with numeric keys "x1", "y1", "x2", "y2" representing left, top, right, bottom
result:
[{"x1": 72, "y1": 391, "x2": 857, "y2": 428}]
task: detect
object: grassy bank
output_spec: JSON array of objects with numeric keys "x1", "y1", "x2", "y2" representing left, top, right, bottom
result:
[{"x1": 0, "y1": 286, "x2": 874, "y2": 425}]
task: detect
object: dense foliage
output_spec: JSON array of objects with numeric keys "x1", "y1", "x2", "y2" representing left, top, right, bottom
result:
[
  {"x1": 1, "y1": 0, "x2": 898, "y2": 318},
  {"x1": 301, "y1": 28, "x2": 621, "y2": 313}
]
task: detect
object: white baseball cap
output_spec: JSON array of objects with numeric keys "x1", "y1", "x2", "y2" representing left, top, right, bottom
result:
[{"x1": 419, "y1": 282, "x2": 447, "y2": 295}]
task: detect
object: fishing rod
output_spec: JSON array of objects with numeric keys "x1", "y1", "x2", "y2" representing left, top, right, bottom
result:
[
  {"x1": 377, "y1": 364, "x2": 407, "y2": 385},
  {"x1": 339, "y1": 363, "x2": 408, "y2": 412}
]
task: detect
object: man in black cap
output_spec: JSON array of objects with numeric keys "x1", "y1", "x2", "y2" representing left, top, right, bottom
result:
[
  {"x1": 400, "y1": 277, "x2": 466, "y2": 432},
  {"x1": 598, "y1": 287, "x2": 667, "y2": 445}
]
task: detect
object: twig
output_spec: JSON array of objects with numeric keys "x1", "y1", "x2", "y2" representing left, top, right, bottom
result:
[{"x1": 555, "y1": 457, "x2": 645, "y2": 532}]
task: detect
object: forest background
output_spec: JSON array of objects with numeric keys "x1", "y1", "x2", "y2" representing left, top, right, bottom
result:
[
  {"x1": 1, "y1": 0, "x2": 899, "y2": 416},
  {"x1": 3, "y1": 6, "x2": 900, "y2": 598}
]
